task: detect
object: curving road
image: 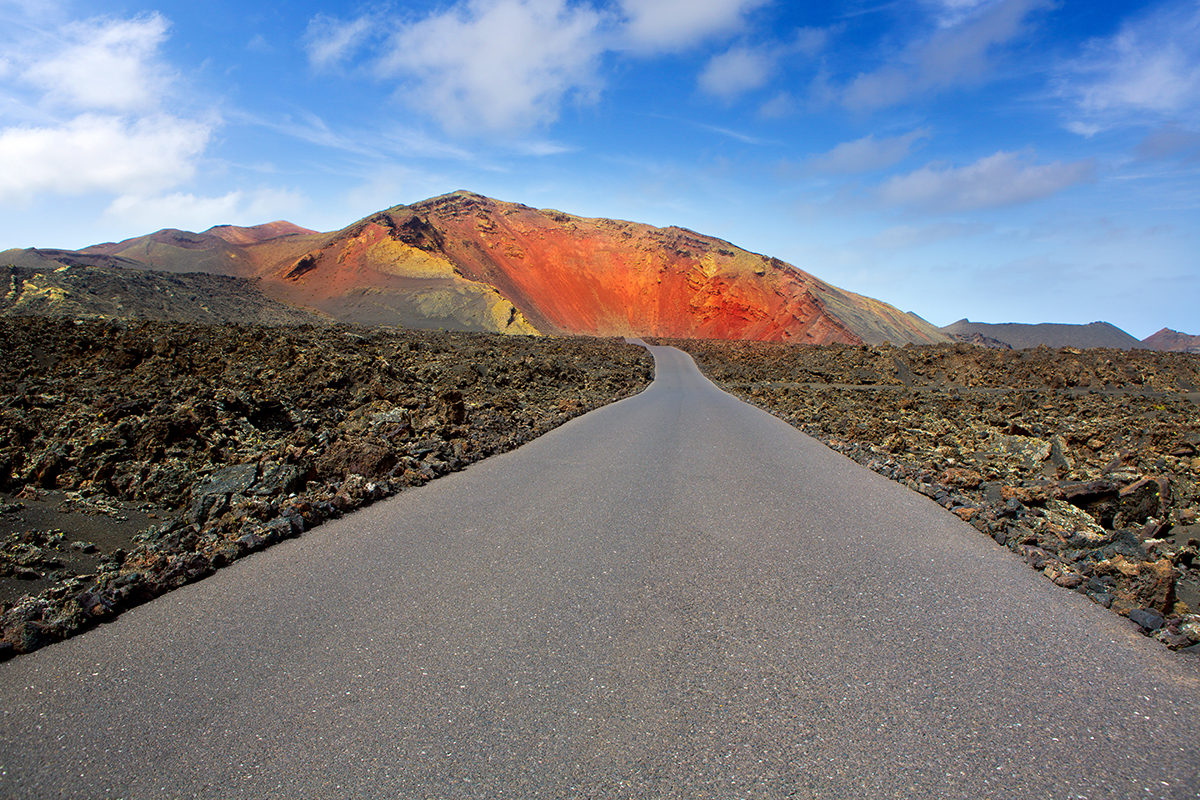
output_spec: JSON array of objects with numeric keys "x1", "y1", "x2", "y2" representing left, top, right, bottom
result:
[{"x1": 2, "y1": 345, "x2": 1197, "y2": 799}]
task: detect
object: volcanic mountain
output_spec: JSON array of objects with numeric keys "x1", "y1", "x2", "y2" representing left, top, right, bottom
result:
[
  {"x1": 939, "y1": 319, "x2": 1143, "y2": 350},
  {"x1": 1139, "y1": 328, "x2": 1200, "y2": 353},
  {"x1": 3, "y1": 191, "x2": 948, "y2": 344}
]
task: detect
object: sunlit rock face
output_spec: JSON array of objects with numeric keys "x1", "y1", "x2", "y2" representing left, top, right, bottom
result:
[
  {"x1": 365, "y1": 191, "x2": 947, "y2": 345},
  {"x1": 6, "y1": 191, "x2": 950, "y2": 343}
]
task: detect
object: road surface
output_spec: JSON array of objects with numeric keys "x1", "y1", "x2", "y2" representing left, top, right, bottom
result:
[{"x1": 2, "y1": 345, "x2": 1197, "y2": 799}]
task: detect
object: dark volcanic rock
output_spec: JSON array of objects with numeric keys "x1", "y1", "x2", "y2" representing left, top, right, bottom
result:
[
  {"x1": 0, "y1": 317, "x2": 653, "y2": 658},
  {"x1": 1, "y1": 264, "x2": 327, "y2": 326},
  {"x1": 670, "y1": 337, "x2": 1200, "y2": 654}
]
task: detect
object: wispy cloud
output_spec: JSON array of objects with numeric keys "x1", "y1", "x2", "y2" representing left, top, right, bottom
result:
[
  {"x1": 695, "y1": 122, "x2": 775, "y2": 145},
  {"x1": 245, "y1": 110, "x2": 476, "y2": 162},
  {"x1": 105, "y1": 187, "x2": 308, "y2": 232},
  {"x1": 840, "y1": 0, "x2": 1050, "y2": 111},
  {"x1": 303, "y1": 14, "x2": 377, "y2": 71},
  {"x1": 875, "y1": 150, "x2": 1095, "y2": 212},
  {"x1": 1135, "y1": 123, "x2": 1200, "y2": 161},
  {"x1": 1057, "y1": 0, "x2": 1200, "y2": 131},
  {"x1": 806, "y1": 128, "x2": 931, "y2": 174},
  {"x1": 509, "y1": 139, "x2": 577, "y2": 156},
  {"x1": 862, "y1": 220, "x2": 991, "y2": 249}
]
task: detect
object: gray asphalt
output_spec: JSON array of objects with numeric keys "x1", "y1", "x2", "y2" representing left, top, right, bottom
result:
[{"x1": 2, "y1": 345, "x2": 1197, "y2": 799}]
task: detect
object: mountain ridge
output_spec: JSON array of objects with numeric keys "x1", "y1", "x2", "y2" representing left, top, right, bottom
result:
[
  {"x1": 6, "y1": 192, "x2": 1179, "y2": 348},
  {"x1": 940, "y1": 319, "x2": 1144, "y2": 350},
  {"x1": 5, "y1": 191, "x2": 949, "y2": 344},
  {"x1": 1140, "y1": 327, "x2": 1200, "y2": 353}
]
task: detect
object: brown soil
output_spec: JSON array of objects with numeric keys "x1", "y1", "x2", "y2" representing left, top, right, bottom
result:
[
  {"x1": 0, "y1": 317, "x2": 653, "y2": 659},
  {"x1": 666, "y1": 338, "x2": 1200, "y2": 653}
]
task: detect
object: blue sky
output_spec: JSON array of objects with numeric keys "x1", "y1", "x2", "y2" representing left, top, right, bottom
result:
[{"x1": 1, "y1": 0, "x2": 1197, "y2": 338}]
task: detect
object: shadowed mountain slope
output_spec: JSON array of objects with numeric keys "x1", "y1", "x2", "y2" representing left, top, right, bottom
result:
[
  {"x1": 940, "y1": 319, "x2": 1142, "y2": 350},
  {"x1": 1, "y1": 264, "x2": 327, "y2": 326}
]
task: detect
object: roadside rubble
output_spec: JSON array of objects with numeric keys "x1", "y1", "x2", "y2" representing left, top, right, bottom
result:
[
  {"x1": 670, "y1": 338, "x2": 1200, "y2": 655},
  {"x1": 0, "y1": 317, "x2": 654, "y2": 659}
]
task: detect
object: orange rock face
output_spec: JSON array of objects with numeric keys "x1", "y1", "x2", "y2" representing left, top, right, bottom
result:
[
  {"x1": 363, "y1": 192, "x2": 946, "y2": 344},
  {"x1": 64, "y1": 191, "x2": 949, "y2": 343}
]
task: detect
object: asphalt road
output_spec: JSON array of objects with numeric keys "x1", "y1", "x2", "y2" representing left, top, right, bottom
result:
[{"x1": 2, "y1": 345, "x2": 1197, "y2": 799}]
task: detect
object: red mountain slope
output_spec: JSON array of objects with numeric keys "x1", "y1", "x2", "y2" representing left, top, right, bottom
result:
[
  {"x1": 8, "y1": 191, "x2": 948, "y2": 344},
  {"x1": 1140, "y1": 328, "x2": 1200, "y2": 353},
  {"x1": 258, "y1": 191, "x2": 945, "y2": 344}
]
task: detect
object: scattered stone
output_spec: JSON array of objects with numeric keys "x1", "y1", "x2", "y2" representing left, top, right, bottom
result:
[
  {"x1": 1129, "y1": 608, "x2": 1165, "y2": 631},
  {"x1": 673, "y1": 337, "x2": 1200, "y2": 660},
  {"x1": 195, "y1": 463, "x2": 259, "y2": 500},
  {"x1": 0, "y1": 318, "x2": 654, "y2": 658}
]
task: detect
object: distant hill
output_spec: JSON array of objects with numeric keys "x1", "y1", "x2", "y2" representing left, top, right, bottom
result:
[
  {"x1": 940, "y1": 319, "x2": 1141, "y2": 350},
  {"x1": 1, "y1": 264, "x2": 327, "y2": 327},
  {"x1": 1140, "y1": 328, "x2": 1200, "y2": 353},
  {"x1": 77, "y1": 221, "x2": 320, "y2": 277},
  {"x1": 3, "y1": 192, "x2": 950, "y2": 345}
]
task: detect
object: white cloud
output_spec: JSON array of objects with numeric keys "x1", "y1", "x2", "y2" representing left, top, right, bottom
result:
[
  {"x1": 0, "y1": 10, "x2": 218, "y2": 208},
  {"x1": 21, "y1": 13, "x2": 172, "y2": 112},
  {"x1": 699, "y1": 44, "x2": 776, "y2": 99},
  {"x1": 807, "y1": 128, "x2": 931, "y2": 174},
  {"x1": 301, "y1": 0, "x2": 781, "y2": 132},
  {"x1": 1058, "y1": 0, "x2": 1200, "y2": 129},
  {"x1": 0, "y1": 0, "x2": 67, "y2": 26},
  {"x1": 699, "y1": 27, "x2": 829, "y2": 102},
  {"x1": 377, "y1": 0, "x2": 605, "y2": 132},
  {"x1": 0, "y1": 114, "x2": 212, "y2": 202},
  {"x1": 618, "y1": 0, "x2": 771, "y2": 52},
  {"x1": 303, "y1": 14, "x2": 376, "y2": 70},
  {"x1": 105, "y1": 188, "x2": 309, "y2": 232},
  {"x1": 1065, "y1": 121, "x2": 1102, "y2": 138},
  {"x1": 841, "y1": 0, "x2": 1049, "y2": 111},
  {"x1": 929, "y1": 0, "x2": 997, "y2": 28},
  {"x1": 875, "y1": 150, "x2": 1096, "y2": 212},
  {"x1": 510, "y1": 139, "x2": 576, "y2": 155},
  {"x1": 758, "y1": 91, "x2": 796, "y2": 119}
]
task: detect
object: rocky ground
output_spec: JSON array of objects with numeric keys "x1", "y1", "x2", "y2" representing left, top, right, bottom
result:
[
  {"x1": 0, "y1": 317, "x2": 654, "y2": 659},
  {"x1": 6, "y1": 324, "x2": 1199, "y2": 664},
  {"x1": 665, "y1": 338, "x2": 1200, "y2": 655}
]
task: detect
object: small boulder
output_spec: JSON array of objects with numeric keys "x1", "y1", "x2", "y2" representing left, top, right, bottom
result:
[{"x1": 1128, "y1": 608, "x2": 1165, "y2": 631}]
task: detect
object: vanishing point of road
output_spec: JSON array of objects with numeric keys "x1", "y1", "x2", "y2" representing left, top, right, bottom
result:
[{"x1": 2, "y1": 345, "x2": 1197, "y2": 799}]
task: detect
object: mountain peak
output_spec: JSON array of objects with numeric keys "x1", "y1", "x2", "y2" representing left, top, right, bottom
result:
[{"x1": 8, "y1": 191, "x2": 951, "y2": 345}]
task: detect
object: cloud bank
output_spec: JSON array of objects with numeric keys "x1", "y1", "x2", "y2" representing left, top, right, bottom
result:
[
  {"x1": 0, "y1": 13, "x2": 216, "y2": 206},
  {"x1": 303, "y1": 0, "x2": 777, "y2": 133}
]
